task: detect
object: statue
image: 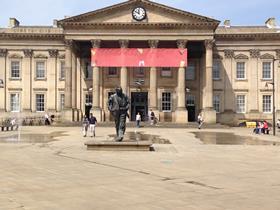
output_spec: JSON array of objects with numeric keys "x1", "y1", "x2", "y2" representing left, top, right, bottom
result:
[{"x1": 108, "y1": 87, "x2": 130, "y2": 142}]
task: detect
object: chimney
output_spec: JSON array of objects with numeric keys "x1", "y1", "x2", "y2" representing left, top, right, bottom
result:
[
  {"x1": 9, "y1": 18, "x2": 20, "y2": 28},
  {"x1": 53, "y1": 19, "x2": 58, "y2": 27},
  {"x1": 265, "y1": 17, "x2": 277, "y2": 28},
  {"x1": 223, "y1": 20, "x2": 231, "y2": 28}
]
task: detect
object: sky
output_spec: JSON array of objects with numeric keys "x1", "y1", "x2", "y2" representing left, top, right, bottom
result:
[{"x1": 0, "y1": 0, "x2": 280, "y2": 27}]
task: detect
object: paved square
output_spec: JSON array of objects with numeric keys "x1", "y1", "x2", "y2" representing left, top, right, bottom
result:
[{"x1": 0, "y1": 126, "x2": 280, "y2": 210}]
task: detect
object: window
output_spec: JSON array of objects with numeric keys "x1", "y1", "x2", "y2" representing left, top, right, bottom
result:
[
  {"x1": 108, "y1": 67, "x2": 117, "y2": 76},
  {"x1": 36, "y1": 61, "x2": 45, "y2": 79},
  {"x1": 60, "y1": 61, "x2": 65, "y2": 80},
  {"x1": 263, "y1": 95, "x2": 272, "y2": 113},
  {"x1": 135, "y1": 67, "x2": 145, "y2": 77},
  {"x1": 85, "y1": 62, "x2": 92, "y2": 79},
  {"x1": 186, "y1": 95, "x2": 195, "y2": 106},
  {"x1": 36, "y1": 94, "x2": 45, "y2": 112},
  {"x1": 85, "y1": 94, "x2": 92, "y2": 105},
  {"x1": 213, "y1": 95, "x2": 220, "y2": 113},
  {"x1": 236, "y1": 95, "x2": 245, "y2": 113},
  {"x1": 213, "y1": 60, "x2": 220, "y2": 80},
  {"x1": 10, "y1": 93, "x2": 20, "y2": 112},
  {"x1": 60, "y1": 94, "x2": 65, "y2": 110},
  {"x1": 162, "y1": 92, "x2": 172, "y2": 111},
  {"x1": 236, "y1": 62, "x2": 245, "y2": 79},
  {"x1": 185, "y1": 63, "x2": 195, "y2": 80},
  {"x1": 11, "y1": 61, "x2": 20, "y2": 78},
  {"x1": 161, "y1": 67, "x2": 172, "y2": 77},
  {"x1": 262, "y1": 62, "x2": 272, "y2": 79}
]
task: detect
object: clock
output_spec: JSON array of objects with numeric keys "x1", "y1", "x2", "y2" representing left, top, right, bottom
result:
[{"x1": 132, "y1": 7, "x2": 146, "y2": 21}]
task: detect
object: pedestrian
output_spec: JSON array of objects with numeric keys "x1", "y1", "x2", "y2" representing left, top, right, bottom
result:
[
  {"x1": 263, "y1": 120, "x2": 269, "y2": 134},
  {"x1": 197, "y1": 113, "x2": 203, "y2": 129},
  {"x1": 136, "y1": 112, "x2": 141, "y2": 128},
  {"x1": 150, "y1": 109, "x2": 155, "y2": 125},
  {"x1": 82, "y1": 115, "x2": 89, "y2": 137},
  {"x1": 88, "y1": 113, "x2": 97, "y2": 137},
  {"x1": 277, "y1": 119, "x2": 280, "y2": 129},
  {"x1": 44, "y1": 113, "x2": 50, "y2": 125}
]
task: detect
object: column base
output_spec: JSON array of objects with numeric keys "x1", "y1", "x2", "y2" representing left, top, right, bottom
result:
[
  {"x1": 175, "y1": 108, "x2": 188, "y2": 123},
  {"x1": 91, "y1": 107, "x2": 102, "y2": 122},
  {"x1": 202, "y1": 108, "x2": 216, "y2": 124},
  {"x1": 218, "y1": 110, "x2": 238, "y2": 126},
  {"x1": 62, "y1": 109, "x2": 74, "y2": 122}
]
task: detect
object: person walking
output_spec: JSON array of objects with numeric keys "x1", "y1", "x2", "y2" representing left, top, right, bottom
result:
[
  {"x1": 197, "y1": 113, "x2": 203, "y2": 129},
  {"x1": 150, "y1": 109, "x2": 155, "y2": 125},
  {"x1": 88, "y1": 113, "x2": 97, "y2": 137},
  {"x1": 44, "y1": 113, "x2": 50, "y2": 125},
  {"x1": 136, "y1": 112, "x2": 141, "y2": 128},
  {"x1": 82, "y1": 115, "x2": 89, "y2": 137}
]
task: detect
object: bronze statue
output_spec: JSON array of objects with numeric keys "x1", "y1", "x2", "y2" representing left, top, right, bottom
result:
[{"x1": 108, "y1": 87, "x2": 130, "y2": 142}]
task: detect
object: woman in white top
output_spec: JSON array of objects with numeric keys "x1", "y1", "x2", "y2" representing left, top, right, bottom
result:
[{"x1": 136, "y1": 113, "x2": 141, "y2": 128}]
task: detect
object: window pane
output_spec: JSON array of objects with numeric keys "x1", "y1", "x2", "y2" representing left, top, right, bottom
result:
[
  {"x1": 161, "y1": 67, "x2": 172, "y2": 77},
  {"x1": 186, "y1": 63, "x2": 195, "y2": 80},
  {"x1": 213, "y1": 95, "x2": 220, "y2": 112},
  {"x1": 60, "y1": 61, "x2": 65, "y2": 79},
  {"x1": 186, "y1": 95, "x2": 195, "y2": 106},
  {"x1": 263, "y1": 95, "x2": 271, "y2": 113},
  {"x1": 236, "y1": 62, "x2": 245, "y2": 79},
  {"x1": 10, "y1": 93, "x2": 20, "y2": 112},
  {"x1": 11, "y1": 61, "x2": 20, "y2": 78},
  {"x1": 213, "y1": 60, "x2": 220, "y2": 80},
  {"x1": 36, "y1": 61, "x2": 45, "y2": 78},
  {"x1": 162, "y1": 92, "x2": 172, "y2": 111},
  {"x1": 85, "y1": 94, "x2": 92, "y2": 105},
  {"x1": 108, "y1": 67, "x2": 117, "y2": 76},
  {"x1": 236, "y1": 95, "x2": 245, "y2": 113},
  {"x1": 60, "y1": 94, "x2": 65, "y2": 110},
  {"x1": 262, "y1": 62, "x2": 271, "y2": 79},
  {"x1": 36, "y1": 94, "x2": 45, "y2": 112}
]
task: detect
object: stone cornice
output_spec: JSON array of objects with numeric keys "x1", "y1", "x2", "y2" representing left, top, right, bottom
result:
[
  {"x1": 0, "y1": 33, "x2": 64, "y2": 40},
  {"x1": 215, "y1": 33, "x2": 280, "y2": 41},
  {"x1": 61, "y1": 22, "x2": 218, "y2": 30}
]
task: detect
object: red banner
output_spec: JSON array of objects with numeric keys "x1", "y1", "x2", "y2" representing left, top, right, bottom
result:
[{"x1": 91, "y1": 48, "x2": 187, "y2": 67}]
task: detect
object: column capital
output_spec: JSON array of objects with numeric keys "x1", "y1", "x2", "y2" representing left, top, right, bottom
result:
[
  {"x1": 119, "y1": 39, "x2": 129, "y2": 48},
  {"x1": 23, "y1": 49, "x2": 33, "y2": 58},
  {"x1": 48, "y1": 49, "x2": 59, "y2": 58},
  {"x1": 224, "y1": 49, "x2": 235, "y2": 59},
  {"x1": 64, "y1": 40, "x2": 73, "y2": 49},
  {"x1": 0, "y1": 49, "x2": 7, "y2": 57},
  {"x1": 250, "y1": 49, "x2": 260, "y2": 58},
  {"x1": 148, "y1": 40, "x2": 159, "y2": 48},
  {"x1": 204, "y1": 39, "x2": 215, "y2": 50},
  {"x1": 177, "y1": 40, "x2": 188, "y2": 49},
  {"x1": 91, "y1": 39, "x2": 101, "y2": 48}
]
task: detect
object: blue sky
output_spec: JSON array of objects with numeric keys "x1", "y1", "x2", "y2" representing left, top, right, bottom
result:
[{"x1": 0, "y1": 0, "x2": 279, "y2": 27}]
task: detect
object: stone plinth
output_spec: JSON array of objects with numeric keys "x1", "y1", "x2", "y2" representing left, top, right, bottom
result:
[{"x1": 85, "y1": 140, "x2": 153, "y2": 151}]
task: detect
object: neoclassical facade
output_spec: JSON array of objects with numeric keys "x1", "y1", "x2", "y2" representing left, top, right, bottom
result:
[{"x1": 1, "y1": 0, "x2": 280, "y2": 124}]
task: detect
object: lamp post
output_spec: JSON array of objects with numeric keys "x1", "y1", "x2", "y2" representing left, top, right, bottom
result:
[{"x1": 266, "y1": 59, "x2": 277, "y2": 136}]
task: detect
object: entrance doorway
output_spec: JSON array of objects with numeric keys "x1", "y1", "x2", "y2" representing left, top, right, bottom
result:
[
  {"x1": 131, "y1": 92, "x2": 148, "y2": 121},
  {"x1": 186, "y1": 95, "x2": 196, "y2": 122},
  {"x1": 85, "y1": 104, "x2": 92, "y2": 119}
]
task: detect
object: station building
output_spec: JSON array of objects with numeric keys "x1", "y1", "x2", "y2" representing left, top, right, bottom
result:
[{"x1": 0, "y1": 0, "x2": 280, "y2": 124}]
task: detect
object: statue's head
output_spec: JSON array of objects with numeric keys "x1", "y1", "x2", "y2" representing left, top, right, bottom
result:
[{"x1": 115, "y1": 87, "x2": 123, "y2": 96}]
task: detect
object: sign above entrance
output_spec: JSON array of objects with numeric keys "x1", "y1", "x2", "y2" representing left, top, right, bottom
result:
[{"x1": 91, "y1": 48, "x2": 188, "y2": 67}]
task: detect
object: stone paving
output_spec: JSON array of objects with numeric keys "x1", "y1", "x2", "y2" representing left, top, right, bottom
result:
[{"x1": 0, "y1": 126, "x2": 280, "y2": 210}]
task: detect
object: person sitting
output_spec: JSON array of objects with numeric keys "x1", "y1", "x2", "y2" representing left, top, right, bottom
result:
[{"x1": 263, "y1": 120, "x2": 270, "y2": 134}]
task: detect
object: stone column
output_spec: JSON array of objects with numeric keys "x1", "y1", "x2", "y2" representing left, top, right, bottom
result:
[
  {"x1": 148, "y1": 40, "x2": 159, "y2": 120},
  {"x1": 119, "y1": 40, "x2": 129, "y2": 94},
  {"x1": 91, "y1": 39, "x2": 102, "y2": 122},
  {"x1": 276, "y1": 50, "x2": 280, "y2": 121},
  {"x1": 48, "y1": 49, "x2": 58, "y2": 111},
  {"x1": 202, "y1": 39, "x2": 216, "y2": 124},
  {"x1": 23, "y1": 49, "x2": 33, "y2": 112},
  {"x1": 249, "y1": 49, "x2": 260, "y2": 118},
  {"x1": 63, "y1": 40, "x2": 73, "y2": 121},
  {"x1": 175, "y1": 40, "x2": 188, "y2": 123},
  {"x1": 0, "y1": 49, "x2": 7, "y2": 112}
]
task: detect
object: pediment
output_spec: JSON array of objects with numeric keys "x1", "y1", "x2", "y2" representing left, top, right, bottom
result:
[
  {"x1": 234, "y1": 54, "x2": 249, "y2": 59},
  {"x1": 58, "y1": 0, "x2": 219, "y2": 28},
  {"x1": 260, "y1": 53, "x2": 274, "y2": 59}
]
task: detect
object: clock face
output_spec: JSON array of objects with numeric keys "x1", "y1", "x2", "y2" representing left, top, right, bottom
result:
[{"x1": 132, "y1": 7, "x2": 146, "y2": 21}]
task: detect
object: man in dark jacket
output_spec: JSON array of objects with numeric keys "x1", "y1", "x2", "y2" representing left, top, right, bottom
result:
[{"x1": 108, "y1": 87, "x2": 130, "y2": 142}]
